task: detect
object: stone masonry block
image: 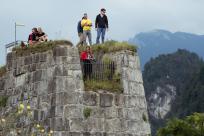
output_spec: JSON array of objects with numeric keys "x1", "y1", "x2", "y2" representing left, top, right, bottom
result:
[
  {"x1": 64, "y1": 105, "x2": 83, "y2": 118},
  {"x1": 83, "y1": 92, "x2": 98, "y2": 106},
  {"x1": 53, "y1": 46, "x2": 68, "y2": 57},
  {"x1": 100, "y1": 93, "x2": 113, "y2": 107}
]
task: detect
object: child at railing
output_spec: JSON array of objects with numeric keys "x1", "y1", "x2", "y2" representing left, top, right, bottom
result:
[{"x1": 80, "y1": 46, "x2": 95, "y2": 80}]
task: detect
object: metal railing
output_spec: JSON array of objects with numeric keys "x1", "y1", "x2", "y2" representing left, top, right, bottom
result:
[{"x1": 81, "y1": 60, "x2": 116, "y2": 81}]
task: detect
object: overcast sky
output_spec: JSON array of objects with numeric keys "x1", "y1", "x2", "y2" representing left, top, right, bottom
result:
[{"x1": 0, "y1": 0, "x2": 204, "y2": 65}]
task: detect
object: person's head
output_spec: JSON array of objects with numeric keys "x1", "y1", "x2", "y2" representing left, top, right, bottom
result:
[
  {"x1": 100, "y1": 8, "x2": 106, "y2": 15},
  {"x1": 32, "y1": 28, "x2": 38, "y2": 34},
  {"x1": 83, "y1": 13, "x2": 88, "y2": 19},
  {"x1": 86, "y1": 46, "x2": 91, "y2": 53},
  {"x1": 37, "y1": 27, "x2": 43, "y2": 33}
]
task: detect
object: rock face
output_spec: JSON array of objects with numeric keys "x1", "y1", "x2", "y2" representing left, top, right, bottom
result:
[
  {"x1": 148, "y1": 84, "x2": 176, "y2": 119},
  {"x1": 0, "y1": 44, "x2": 151, "y2": 136}
]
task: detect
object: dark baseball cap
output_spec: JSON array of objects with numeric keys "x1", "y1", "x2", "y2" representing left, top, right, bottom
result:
[{"x1": 101, "y1": 8, "x2": 106, "y2": 12}]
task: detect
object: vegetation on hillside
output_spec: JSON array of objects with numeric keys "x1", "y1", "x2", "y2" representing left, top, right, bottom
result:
[
  {"x1": 157, "y1": 113, "x2": 204, "y2": 136},
  {"x1": 143, "y1": 49, "x2": 204, "y2": 135},
  {"x1": 12, "y1": 40, "x2": 73, "y2": 56}
]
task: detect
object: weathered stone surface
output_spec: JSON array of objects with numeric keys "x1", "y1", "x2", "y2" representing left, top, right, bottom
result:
[
  {"x1": 32, "y1": 70, "x2": 43, "y2": 82},
  {"x1": 50, "y1": 106, "x2": 64, "y2": 117},
  {"x1": 0, "y1": 45, "x2": 151, "y2": 136},
  {"x1": 105, "y1": 119, "x2": 123, "y2": 132},
  {"x1": 0, "y1": 79, "x2": 5, "y2": 90},
  {"x1": 84, "y1": 118, "x2": 104, "y2": 132},
  {"x1": 100, "y1": 93, "x2": 113, "y2": 107},
  {"x1": 114, "y1": 94, "x2": 124, "y2": 106},
  {"x1": 24, "y1": 56, "x2": 33, "y2": 65},
  {"x1": 69, "y1": 132, "x2": 82, "y2": 136},
  {"x1": 64, "y1": 105, "x2": 83, "y2": 118},
  {"x1": 69, "y1": 118, "x2": 84, "y2": 132},
  {"x1": 53, "y1": 46, "x2": 68, "y2": 57},
  {"x1": 83, "y1": 92, "x2": 98, "y2": 106},
  {"x1": 50, "y1": 117, "x2": 69, "y2": 131}
]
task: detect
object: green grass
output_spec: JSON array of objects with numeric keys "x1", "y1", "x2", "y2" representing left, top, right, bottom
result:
[
  {"x1": 84, "y1": 80, "x2": 123, "y2": 93},
  {"x1": 83, "y1": 107, "x2": 92, "y2": 119},
  {"x1": 0, "y1": 65, "x2": 6, "y2": 77},
  {"x1": 12, "y1": 40, "x2": 73, "y2": 56},
  {"x1": 142, "y1": 113, "x2": 148, "y2": 122},
  {"x1": 0, "y1": 96, "x2": 8, "y2": 107},
  {"x1": 78, "y1": 40, "x2": 137, "y2": 54}
]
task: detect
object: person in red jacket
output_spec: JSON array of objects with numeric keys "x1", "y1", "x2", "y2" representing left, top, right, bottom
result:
[
  {"x1": 80, "y1": 46, "x2": 94, "y2": 80},
  {"x1": 28, "y1": 28, "x2": 39, "y2": 45}
]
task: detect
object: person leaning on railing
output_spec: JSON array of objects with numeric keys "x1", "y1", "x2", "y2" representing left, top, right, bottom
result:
[{"x1": 80, "y1": 46, "x2": 95, "y2": 80}]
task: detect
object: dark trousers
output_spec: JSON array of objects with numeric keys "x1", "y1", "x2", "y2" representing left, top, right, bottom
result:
[{"x1": 83, "y1": 60, "x2": 92, "y2": 80}]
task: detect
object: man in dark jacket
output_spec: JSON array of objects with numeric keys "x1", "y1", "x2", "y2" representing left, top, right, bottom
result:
[
  {"x1": 95, "y1": 8, "x2": 109, "y2": 44},
  {"x1": 77, "y1": 17, "x2": 84, "y2": 46}
]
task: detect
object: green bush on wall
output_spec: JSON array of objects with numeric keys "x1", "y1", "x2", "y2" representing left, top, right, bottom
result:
[
  {"x1": 83, "y1": 107, "x2": 92, "y2": 119},
  {"x1": 0, "y1": 96, "x2": 8, "y2": 108},
  {"x1": 143, "y1": 113, "x2": 148, "y2": 122},
  {"x1": 0, "y1": 65, "x2": 6, "y2": 77}
]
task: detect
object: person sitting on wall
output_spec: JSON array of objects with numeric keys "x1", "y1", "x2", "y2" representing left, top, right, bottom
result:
[
  {"x1": 37, "y1": 27, "x2": 48, "y2": 42},
  {"x1": 80, "y1": 46, "x2": 94, "y2": 80},
  {"x1": 20, "y1": 41, "x2": 26, "y2": 48},
  {"x1": 28, "y1": 28, "x2": 39, "y2": 45}
]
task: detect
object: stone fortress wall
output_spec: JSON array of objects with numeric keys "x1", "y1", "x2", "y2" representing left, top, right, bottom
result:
[{"x1": 0, "y1": 43, "x2": 151, "y2": 136}]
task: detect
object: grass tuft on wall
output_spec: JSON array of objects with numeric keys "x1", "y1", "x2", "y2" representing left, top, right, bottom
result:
[
  {"x1": 78, "y1": 40, "x2": 137, "y2": 54},
  {"x1": 0, "y1": 65, "x2": 6, "y2": 77}
]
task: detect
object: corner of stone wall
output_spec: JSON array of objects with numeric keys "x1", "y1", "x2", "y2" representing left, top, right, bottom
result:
[{"x1": 0, "y1": 46, "x2": 151, "y2": 136}]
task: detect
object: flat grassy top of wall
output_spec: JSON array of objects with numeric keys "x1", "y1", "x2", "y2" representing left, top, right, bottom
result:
[
  {"x1": 78, "y1": 40, "x2": 137, "y2": 54},
  {"x1": 12, "y1": 40, "x2": 73, "y2": 56},
  {"x1": 84, "y1": 80, "x2": 123, "y2": 93}
]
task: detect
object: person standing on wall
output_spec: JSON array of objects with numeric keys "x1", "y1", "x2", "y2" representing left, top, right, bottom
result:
[
  {"x1": 81, "y1": 13, "x2": 92, "y2": 45},
  {"x1": 95, "y1": 8, "x2": 109, "y2": 44},
  {"x1": 77, "y1": 17, "x2": 85, "y2": 47}
]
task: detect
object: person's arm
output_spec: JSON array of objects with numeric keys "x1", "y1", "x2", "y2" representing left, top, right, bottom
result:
[
  {"x1": 81, "y1": 20, "x2": 85, "y2": 27},
  {"x1": 89, "y1": 20, "x2": 92, "y2": 27},
  {"x1": 28, "y1": 34, "x2": 31, "y2": 42},
  {"x1": 105, "y1": 15, "x2": 109, "y2": 29},
  {"x1": 95, "y1": 15, "x2": 98, "y2": 28},
  {"x1": 77, "y1": 22, "x2": 81, "y2": 33}
]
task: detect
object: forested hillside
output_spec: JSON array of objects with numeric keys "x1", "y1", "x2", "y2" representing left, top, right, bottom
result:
[{"x1": 143, "y1": 49, "x2": 204, "y2": 135}]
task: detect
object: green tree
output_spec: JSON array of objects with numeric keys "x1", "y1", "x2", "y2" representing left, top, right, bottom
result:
[{"x1": 157, "y1": 113, "x2": 204, "y2": 136}]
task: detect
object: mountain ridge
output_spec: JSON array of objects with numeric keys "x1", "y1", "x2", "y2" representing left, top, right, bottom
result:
[{"x1": 129, "y1": 29, "x2": 204, "y2": 68}]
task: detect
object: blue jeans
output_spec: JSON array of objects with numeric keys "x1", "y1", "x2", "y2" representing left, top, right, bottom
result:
[
  {"x1": 96, "y1": 28, "x2": 106, "y2": 44},
  {"x1": 83, "y1": 30, "x2": 92, "y2": 45}
]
